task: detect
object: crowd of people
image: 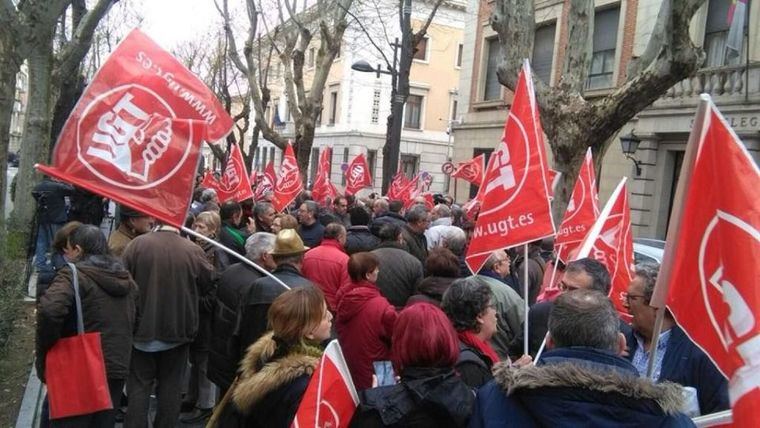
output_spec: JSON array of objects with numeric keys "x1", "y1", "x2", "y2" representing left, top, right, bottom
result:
[{"x1": 31, "y1": 180, "x2": 728, "y2": 427}]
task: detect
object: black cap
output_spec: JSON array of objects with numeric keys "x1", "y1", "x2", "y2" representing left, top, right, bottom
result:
[{"x1": 119, "y1": 204, "x2": 148, "y2": 218}]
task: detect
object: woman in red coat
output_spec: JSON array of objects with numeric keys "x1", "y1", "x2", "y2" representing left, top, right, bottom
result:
[{"x1": 335, "y1": 252, "x2": 398, "y2": 390}]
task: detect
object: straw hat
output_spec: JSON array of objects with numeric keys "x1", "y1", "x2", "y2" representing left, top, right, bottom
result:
[{"x1": 271, "y1": 229, "x2": 309, "y2": 256}]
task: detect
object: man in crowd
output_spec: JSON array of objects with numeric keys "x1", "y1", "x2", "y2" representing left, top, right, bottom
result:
[
  {"x1": 623, "y1": 262, "x2": 729, "y2": 415},
  {"x1": 509, "y1": 257, "x2": 615, "y2": 356},
  {"x1": 32, "y1": 176, "x2": 75, "y2": 271},
  {"x1": 252, "y1": 201, "x2": 276, "y2": 233},
  {"x1": 345, "y1": 206, "x2": 380, "y2": 255},
  {"x1": 429, "y1": 204, "x2": 452, "y2": 226},
  {"x1": 199, "y1": 188, "x2": 219, "y2": 213},
  {"x1": 470, "y1": 289, "x2": 693, "y2": 426},
  {"x1": 208, "y1": 232, "x2": 276, "y2": 397},
  {"x1": 302, "y1": 223, "x2": 352, "y2": 312},
  {"x1": 401, "y1": 205, "x2": 430, "y2": 263},
  {"x1": 218, "y1": 201, "x2": 249, "y2": 256},
  {"x1": 122, "y1": 223, "x2": 215, "y2": 428},
  {"x1": 371, "y1": 224, "x2": 424, "y2": 308},
  {"x1": 238, "y1": 229, "x2": 315, "y2": 354},
  {"x1": 369, "y1": 199, "x2": 406, "y2": 236},
  {"x1": 440, "y1": 227, "x2": 470, "y2": 278},
  {"x1": 331, "y1": 196, "x2": 351, "y2": 227},
  {"x1": 371, "y1": 198, "x2": 389, "y2": 219},
  {"x1": 297, "y1": 200, "x2": 325, "y2": 247},
  {"x1": 476, "y1": 251, "x2": 525, "y2": 358},
  {"x1": 515, "y1": 240, "x2": 546, "y2": 305},
  {"x1": 108, "y1": 205, "x2": 154, "y2": 258}
]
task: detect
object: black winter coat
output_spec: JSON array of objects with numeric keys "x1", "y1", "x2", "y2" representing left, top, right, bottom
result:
[
  {"x1": 345, "y1": 226, "x2": 381, "y2": 254},
  {"x1": 350, "y1": 367, "x2": 474, "y2": 428},
  {"x1": 32, "y1": 178, "x2": 74, "y2": 224}
]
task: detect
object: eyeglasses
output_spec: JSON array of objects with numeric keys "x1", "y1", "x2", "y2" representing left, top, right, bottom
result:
[{"x1": 624, "y1": 293, "x2": 648, "y2": 304}]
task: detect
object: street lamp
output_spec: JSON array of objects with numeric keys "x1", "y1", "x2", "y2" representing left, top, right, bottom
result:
[{"x1": 619, "y1": 131, "x2": 642, "y2": 176}]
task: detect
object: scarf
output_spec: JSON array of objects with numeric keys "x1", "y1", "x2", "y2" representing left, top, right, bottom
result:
[{"x1": 458, "y1": 330, "x2": 500, "y2": 366}]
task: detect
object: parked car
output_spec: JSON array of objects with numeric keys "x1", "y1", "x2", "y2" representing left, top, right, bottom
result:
[{"x1": 633, "y1": 238, "x2": 665, "y2": 264}]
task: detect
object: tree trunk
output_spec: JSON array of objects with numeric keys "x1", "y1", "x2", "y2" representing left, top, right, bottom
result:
[
  {"x1": 0, "y1": 55, "x2": 19, "y2": 232},
  {"x1": 11, "y1": 43, "x2": 55, "y2": 230}
]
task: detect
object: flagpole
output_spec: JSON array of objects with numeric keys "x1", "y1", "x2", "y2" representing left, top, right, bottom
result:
[
  {"x1": 181, "y1": 226, "x2": 291, "y2": 290},
  {"x1": 646, "y1": 94, "x2": 712, "y2": 378},
  {"x1": 547, "y1": 245, "x2": 562, "y2": 290},
  {"x1": 523, "y1": 243, "x2": 530, "y2": 355},
  {"x1": 534, "y1": 331, "x2": 549, "y2": 363}
]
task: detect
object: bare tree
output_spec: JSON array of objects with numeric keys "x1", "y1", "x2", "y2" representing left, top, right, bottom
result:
[
  {"x1": 0, "y1": 0, "x2": 118, "y2": 235},
  {"x1": 217, "y1": 0, "x2": 353, "y2": 182},
  {"x1": 491, "y1": 0, "x2": 706, "y2": 218}
]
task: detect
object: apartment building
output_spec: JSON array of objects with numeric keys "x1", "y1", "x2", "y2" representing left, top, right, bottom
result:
[
  {"x1": 452, "y1": 0, "x2": 759, "y2": 239},
  {"x1": 251, "y1": 0, "x2": 466, "y2": 194}
]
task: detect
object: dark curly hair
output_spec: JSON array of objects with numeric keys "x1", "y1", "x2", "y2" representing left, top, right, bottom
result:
[{"x1": 441, "y1": 277, "x2": 492, "y2": 332}]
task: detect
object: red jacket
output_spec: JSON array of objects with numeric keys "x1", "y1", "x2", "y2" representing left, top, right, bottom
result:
[
  {"x1": 302, "y1": 239, "x2": 351, "y2": 311},
  {"x1": 335, "y1": 280, "x2": 397, "y2": 391}
]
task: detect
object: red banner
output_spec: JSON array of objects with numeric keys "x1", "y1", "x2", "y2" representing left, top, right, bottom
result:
[
  {"x1": 554, "y1": 148, "x2": 600, "y2": 262},
  {"x1": 252, "y1": 161, "x2": 277, "y2": 201},
  {"x1": 272, "y1": 142, "x2": 303, "y2": 212},
  {"x1": 574, "y1": 178, "x2": 634, "y2": 321},
  {"x1": 344, "y1": 153, "x2": 372, "y2": 195},
  {"x1": 312, "y1": 147, "x2": 338, "y2": 205},
  {"x1": 465, "y1": 60, "x2": 555, "y2": 274},
  {"x1": 202, "y1": 144, "x2": 253, "y2": 202},
  {"x1": 36, "y1": 29, "x2": 233, "y2": 227},
  {"x1": 292, "y1": 340, "x2": 358, "y2": 428},
  {"x1": 451, "y1": 154, "x2": 485, "y2": 185},
  {"x1": 386, "y1": 171, "x2": 410, "y2": 201},
  {"x1": 658, "y1": 100, "x2": 759, "y2": 426}
]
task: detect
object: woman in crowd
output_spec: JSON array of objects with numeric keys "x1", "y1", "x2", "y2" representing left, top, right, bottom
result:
[
  {"x1": 272, "y1": 213, "x2": 299, "y2": 234},
  {"x1": 192, "y1": 211, "x2": 229, "y2": 271},
  {"x1": 350, "y1": 303, "x2": 475, "y2": 427},
  {"x1": 36, "y1": 221, "x2": 82, "y2": 296},
  {"x1": 335, "y1": 252, "x2": 398, "y2": 390},
  {"x1": 441, "y1": 277, "x2": 500, "y2": 389},
  {"x1": 210, "y1": 286, "x2": 333, "y2": 427},
  {"x1": 36, "y1": 224, "x2": 139, "y2": 427},
  {"x1": 406, "y1": 247, "x2": 461, "y2": 307}
]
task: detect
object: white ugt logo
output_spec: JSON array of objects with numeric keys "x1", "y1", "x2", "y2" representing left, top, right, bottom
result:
[
  {"x1": 484, "y1": 145, "x2": 516, "y2": 195},
  {"x1": 710, "y1": 266, "x2": 760, "y2": 405}
]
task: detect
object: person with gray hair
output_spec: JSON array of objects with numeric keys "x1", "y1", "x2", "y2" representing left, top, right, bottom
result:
[
  {"x1": 430, "y1": 204, "x2": 452, "y2": 226},
  {"x1": 622, "y1": 262, "x2": 728, "y2": 415},
  {"x1": 370, "y1": 223, "x2": 424, "y2": 307},
  {"x1": 208, "y1": 232, "x2": 277, "y2": 396},
  {"x1": 401, "y1": 205, "x2": 430, "y2": 263},
  {"x1": 470, "y1": 289, "x2": 693, "y2": 427}
]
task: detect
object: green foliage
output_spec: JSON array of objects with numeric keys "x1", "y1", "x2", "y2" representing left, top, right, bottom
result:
[{"x1": 0, "y1": 230, "x2": 28, "y2": 354}]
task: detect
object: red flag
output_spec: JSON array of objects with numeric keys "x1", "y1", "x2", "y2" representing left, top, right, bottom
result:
[
  {"x1": 201, "y1": 144, "x2": 253, "y2": 202},
  {"x1": 292, "y1": 340, "x2": 358, "y2": 428},
  {"x1": 574, "y1": 178, "x2": 634, "y2": 321},
  {"x1": 272, "y1": 142, "x2": 303, "y2": 212},
  {"x1": 654, "y1": 98, "x2": 759, "y2": 426},
  {"x1": 554, "y1": 148, "x2": 601, "y2": 262},
  {"x1": 252, "y1": 161, "x2": 277, "y2": 201},
  {"x1": 312, "y1": 147, "x2": 338, "y2": 205},
  {"x1": 465, "y1": 60, "x2": 555, "y2": 274},
  {"x1": 344, "y1": 153, "x2": 372, "y2": 196},
  {"x1": 385, "y1": 171, "x2": 409, "y2": 201},
  {"x1": 451, "y1": 154, "x2": 485, "y2": 185},
  {"x1": 398, "y1": 174, "x2": 422, "y2": 209},
  {"x1": 35, "y1": 29, "x2": 233, "y2": 227}
]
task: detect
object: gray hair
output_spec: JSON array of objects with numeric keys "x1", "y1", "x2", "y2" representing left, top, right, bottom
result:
[
  {"x1": 483, "y1": 250, "x2": 507, "y2": 271},
  {"x1": 302, "y1": 200, "x2": 318, "y2": 215},
  {"x1": 549, "y1": 289, "x2": 620, "y2": 352},
  {"x1": 433, "y1": 204, "x2": 451, "y2": 218},
  {"x1": 374, "y1": 199, "x2": 389, "y2": 212},
  {"x1": 405, "y1": 205, "x2": 429, "y2": 223},
  {"x1": 245, "y1": 232, "x2": 276, "y2": 261},
  {"x1": 200, "y1": 188, "x2": 217, "y2": 203},
  {"x1": 565, "y1": 258, "x2": 611, "y2": 294},
  {"x1": 635, "y1": 262, "x2": 660, "y2": 302},
  {"x1": 441, "y1": 277, "x2": 493, "y2": 332},
  {"x1": 442, "y1": 227, "x2": 466, "y2": 256},
  {"x1": 254, "y1": 202, "x2": 273, "y2": 218}
]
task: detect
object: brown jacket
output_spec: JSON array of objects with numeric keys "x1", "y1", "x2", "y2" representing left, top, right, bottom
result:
[
  {"x1": 123, "y1": 228, "x2": 215, "y2": 344},
  {"x1": 108, "y1": 224, "x2": 137, "y2": 258},
  {"x1": 36, "y1": 256, "x2": 139, "y2": 382}
]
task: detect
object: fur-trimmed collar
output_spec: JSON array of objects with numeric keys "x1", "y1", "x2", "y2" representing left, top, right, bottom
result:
[
  {"x1": 493, "y1": 360, "x2": 685, "y2": 415},
  {"x1": 232, "y1": 332, "x2": 322, "y2": 413}
]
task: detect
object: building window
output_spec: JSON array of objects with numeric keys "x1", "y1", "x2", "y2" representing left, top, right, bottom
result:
[
  {"x1": 371, "y1": 89, "x2": 381, "y2": 124},
  {"x1": 308, "y1": 47, "x2": 316, "y2": 68},
  {"x1": 329, "y1": 90, "x2": 338, "y2": 125},
  {"x1": 586, "y1": 7, "x2": 620, "y2": 90},
  {"x1": 262, "y1": 146, "x2": 268, "y2": 167},
  {"x1": 270, "y1": 147, "x2": 276, "y2": 165},
  {"x1": 704, "y1": 0, "x2": 746, "y2": 67},
  {"x1": 341, "y1": 147, "x2": 349, "y2": 185},
  {"x1": 456, "y1": 43, "x2": 464, "y2": 68},
  {"x1": 450, "y1": 99, "x2": 458, "y2": 122},
  {"x1": 532, "y1": 23, "x2": 556, "y2": 84},
  {"x1": 404, "y1": 94, "x2": 423, "y2": 129},
  {"x1": 367, "y1": 150, "x2": 377, "y2": 185},
  {"x1": 469, "y1": 148, "x2": 494, "y2": 198},
  {"x1": 310, "y1": 147, "x2": 320, "y2": 184},
  {"x1": 400, "y1": 154, "x2": 419, "y2": 179},
  {"x1": 414, "y1": 37, "x2": 429, "y2": 61},
  {"x1": 483, "y1": 37, "x2": 502, "y2": 101}
]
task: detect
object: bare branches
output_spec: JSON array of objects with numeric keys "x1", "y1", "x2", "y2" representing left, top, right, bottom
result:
[
  {"x1": 558, "y1": 0, "x2": 593, "y2": 93},
  {"x1": 491, "y1": 0, "x2": 534, "y2": 90},
  {"x1": 412, "y1": 0, "x2": 444, "y2": 45}
]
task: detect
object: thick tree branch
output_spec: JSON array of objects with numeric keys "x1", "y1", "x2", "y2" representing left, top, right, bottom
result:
[
  {"x1": 491, "y1": 0, "x2": 534, "y2": 90},
  {"x1": 53, "y1": 0, "x2": 117, "y2": 82},
  {"x1": 558, "y1": 0, "x2": 593, "y2": 93}
]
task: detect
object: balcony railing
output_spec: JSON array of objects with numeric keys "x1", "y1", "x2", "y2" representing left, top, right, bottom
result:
[{"x1": 655, "y1": 63, "x2": 760, "y2": 106}]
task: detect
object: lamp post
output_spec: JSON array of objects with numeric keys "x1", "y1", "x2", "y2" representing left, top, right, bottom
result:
[
  {"x1": 619, "y1": 131, "x2": 642, "y2": 176},
  {"x1": 351, "y1": 0, "x2": 412, "y2": 194}
]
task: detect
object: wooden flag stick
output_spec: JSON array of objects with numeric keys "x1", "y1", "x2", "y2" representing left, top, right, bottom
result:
[
  {"x1": 524, "y1": 243, "x2": 530, "y2": 356},
  {"x1": 181, "y1": 226, "x2": 290, "y2": 290}
]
